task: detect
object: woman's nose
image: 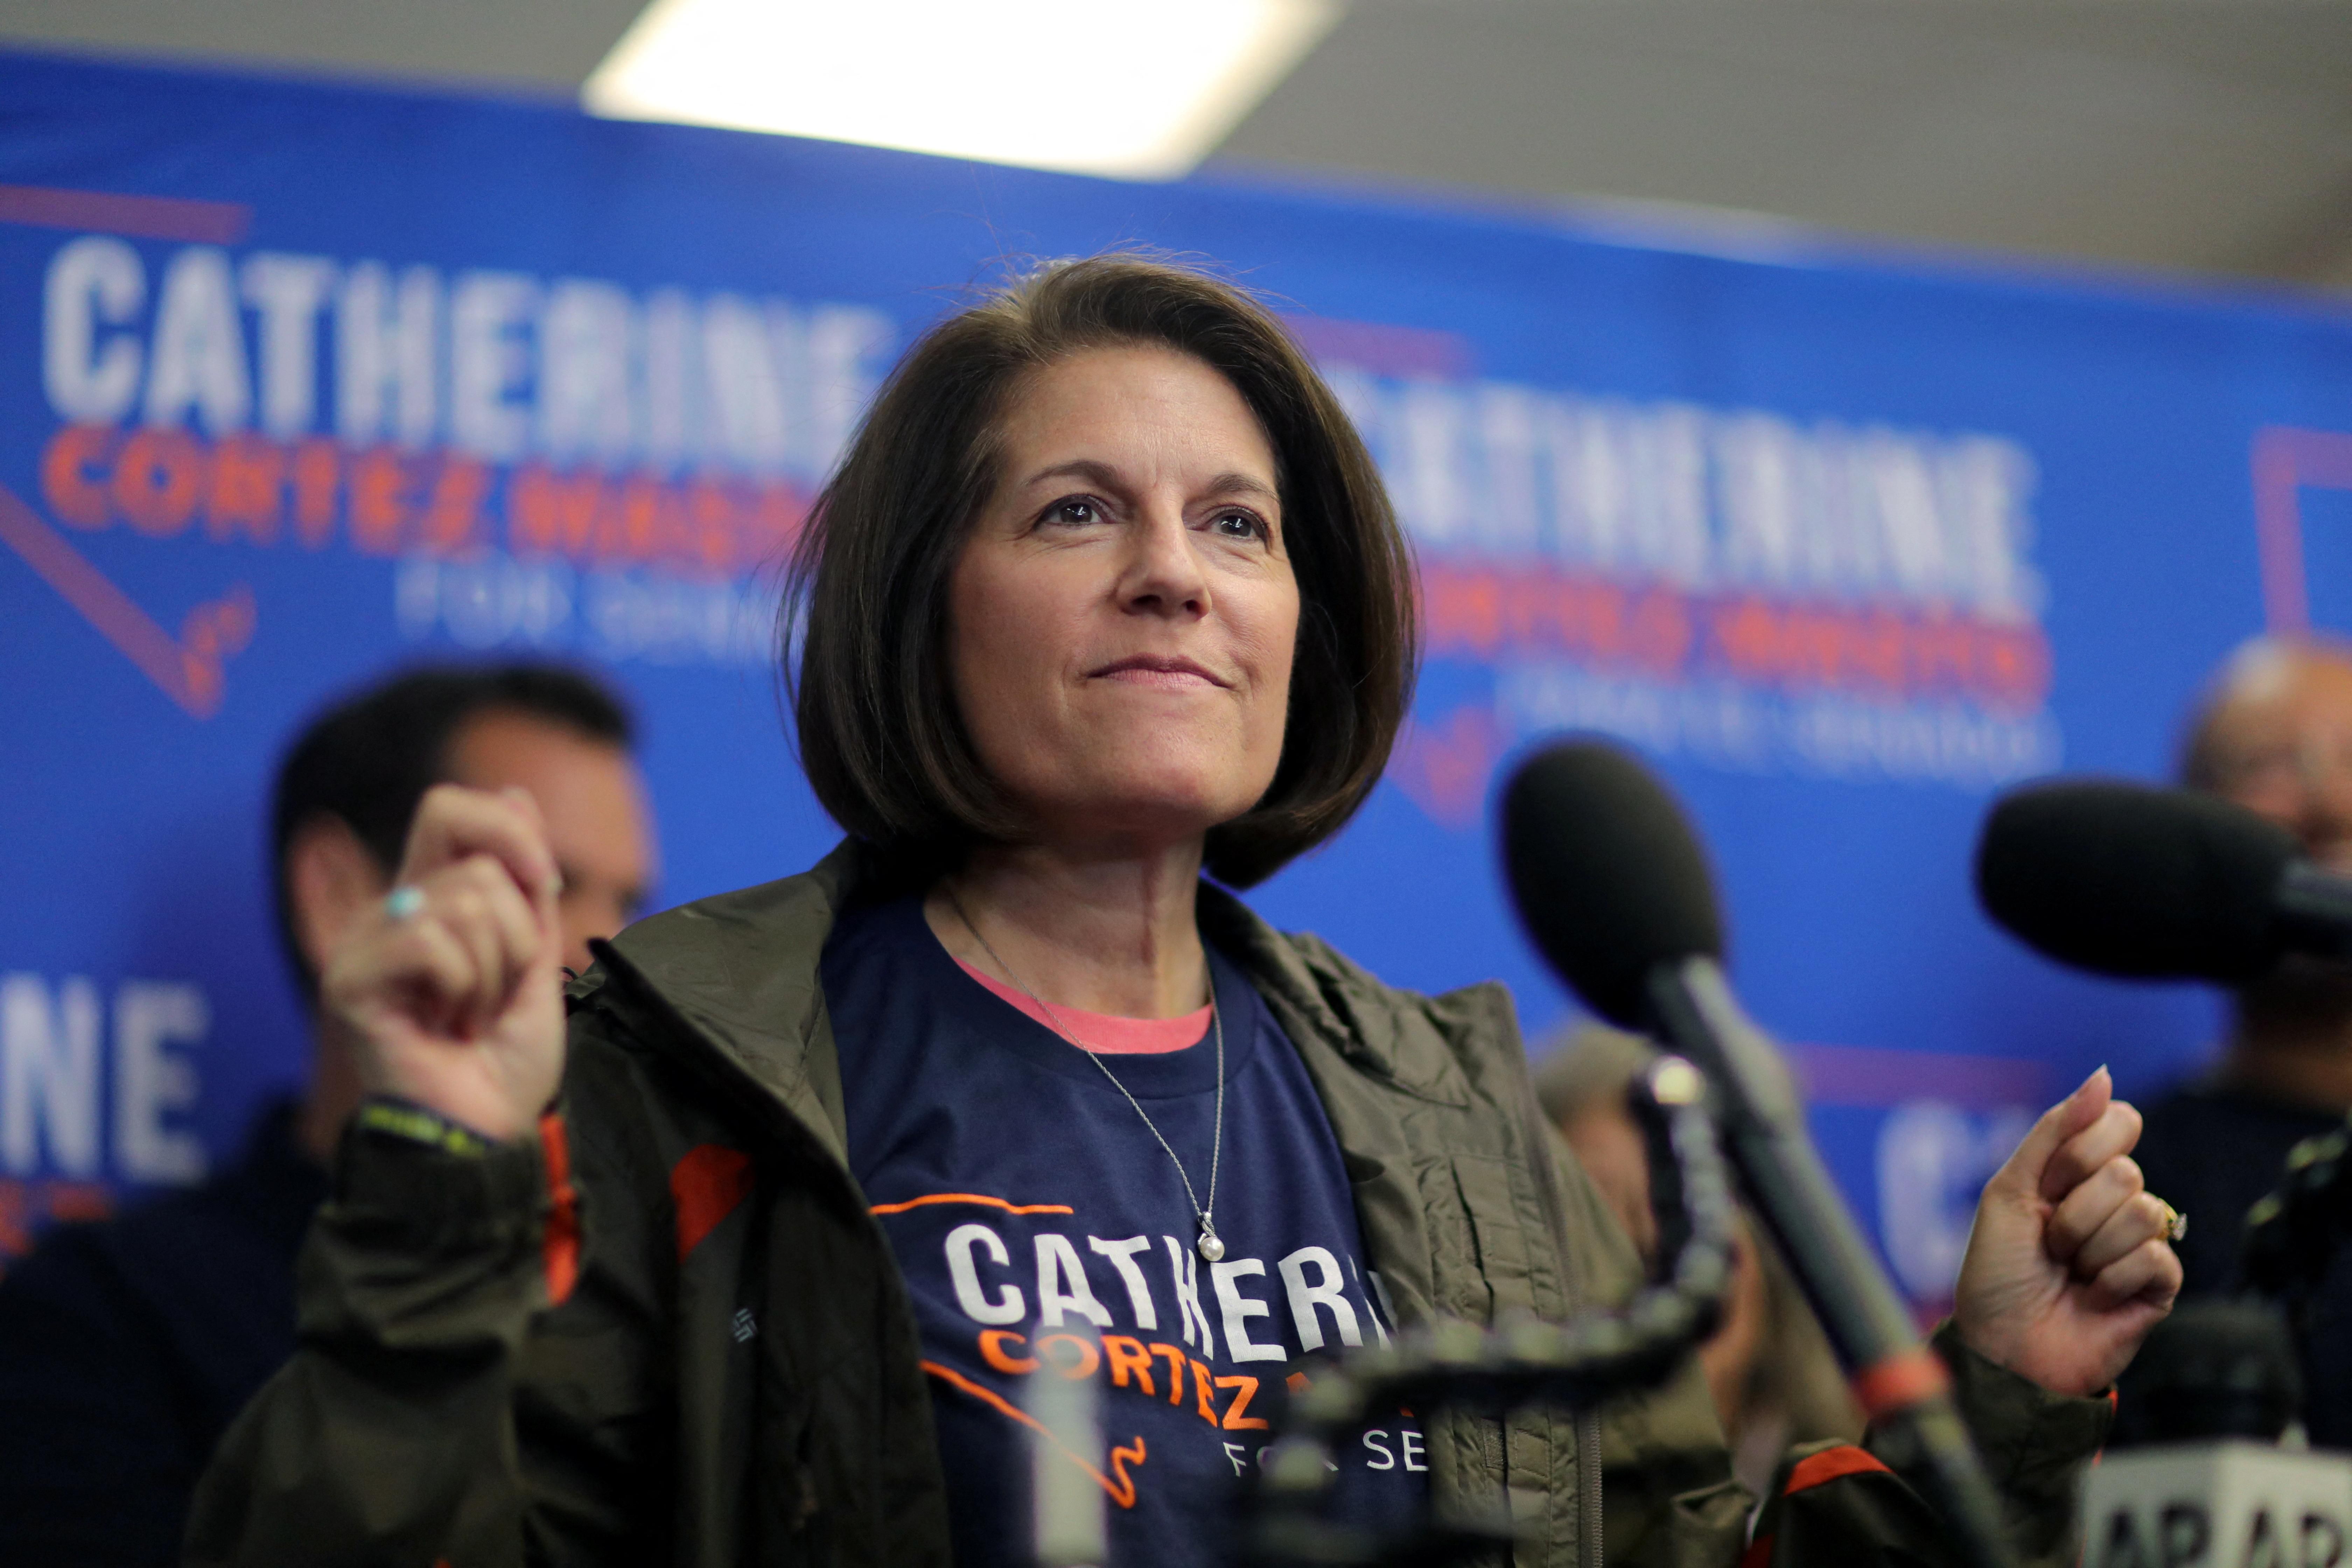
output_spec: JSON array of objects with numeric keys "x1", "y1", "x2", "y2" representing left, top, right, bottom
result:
[{"x1": 1119, "y1": 504, "x2": 1209, "y2": 615}]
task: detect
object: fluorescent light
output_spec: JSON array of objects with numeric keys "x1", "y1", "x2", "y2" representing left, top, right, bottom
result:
[{"x1": 583, "y1": 0, "x2": 1339, "y2": 180}]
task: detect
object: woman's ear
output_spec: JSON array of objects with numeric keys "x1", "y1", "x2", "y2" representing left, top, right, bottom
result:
[{"x1": 285, "y1": 814, "x2": 392, "y2": 982}]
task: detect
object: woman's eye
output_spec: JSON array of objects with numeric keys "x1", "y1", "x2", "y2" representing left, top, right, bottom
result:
[
  {"x1": 1044, "y1": 498, "x2": 1100, "y2": 526},
  {"x1": 1212, "y1": 510, "x2": 1266, "y2": 541}
]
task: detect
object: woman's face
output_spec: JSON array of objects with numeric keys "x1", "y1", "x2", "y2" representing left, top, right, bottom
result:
[{"x1": 948, "y1": 344, "x2": 1299, "y2": 849}]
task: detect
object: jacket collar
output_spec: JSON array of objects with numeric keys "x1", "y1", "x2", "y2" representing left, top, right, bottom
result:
[
  {"x1": 595, "y1": 839, "x2": 864, "y2": 1165},
  {"x1": 590, "y1": 838, "x2": 1463, "y2": 1170}
]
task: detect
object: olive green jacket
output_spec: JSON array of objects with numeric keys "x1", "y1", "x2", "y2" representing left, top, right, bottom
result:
[{"x1": 186, "y1": 842, "x2": 2109, "y2": 1567}]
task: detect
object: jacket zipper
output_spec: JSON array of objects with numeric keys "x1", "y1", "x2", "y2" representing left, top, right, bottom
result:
[
  {"x1": 1513, "y1": 1080, "x2": 1604, "y2": 1568},
  {"x1": 1581, "y1": 1409, "x2": 1603, "y2": 1566}
]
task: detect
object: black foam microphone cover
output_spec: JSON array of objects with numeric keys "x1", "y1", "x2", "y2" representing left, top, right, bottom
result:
[
  {"x1": 2109, "y1": 1300, "x2": 2301, "y2": 1447},
  {"x1": 1974, "y1": 780, "x2": 2296, "y2": 983},
  {"x1": 1500, "y1": 739, "x2": 1724, "y2": 1028}
]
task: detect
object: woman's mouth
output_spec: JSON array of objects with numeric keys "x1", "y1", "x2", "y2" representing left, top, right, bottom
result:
[{"x1": 1090, "y1": 656, "x2": 1230, "y2": 689}]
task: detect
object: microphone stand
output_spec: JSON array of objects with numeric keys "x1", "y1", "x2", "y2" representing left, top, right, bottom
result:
[
  {"x1": 2241, "y1": 1110, "x2": 2352, "y2": 1434},
  {"x1": 1647, "y1": 957, "x2": 2017, "y2": 1568},
  {"x1": 1242, "y1": 1054, "x2": 1739, "y2": 1566}
]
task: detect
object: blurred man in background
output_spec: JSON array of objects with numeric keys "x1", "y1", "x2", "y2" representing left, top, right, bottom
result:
[
  {"x1": 1535, "y1": 1025, "x2": 1863, "y2": 1494},
  {"x1": 0, "y1": 663, "x2": 656, "y2": 1568},
  {"x1": 2135, "y1": 635, "x2": 2352, "y2": 1444}
]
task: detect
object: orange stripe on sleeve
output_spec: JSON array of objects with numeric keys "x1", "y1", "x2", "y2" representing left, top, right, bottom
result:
[
  {"x1": 1742, "y1": 1445, "x2": 1898, "y2": 1566},
  {"x1": 539, "y1": 1111, "x2": 580, "y2": 1306},
  {"x1": 1848, "y1": 1346, "x2": 1949, "y2": 1420},
  {"x1": 1784, "y1": 1444, "x2": 1891, "y2": 1496},
  {"x1": 868, "y1": 1192, "x2": 1074, "y2": 1217}
]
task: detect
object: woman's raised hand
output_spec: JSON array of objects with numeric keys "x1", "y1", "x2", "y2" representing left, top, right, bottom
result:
[
  {"x1": 321, "y1": 784, "x2": 569, "y2": 1143},
  {"x1": 1950, "y1": 1066, "x2": 2182, "y2": 1397}
]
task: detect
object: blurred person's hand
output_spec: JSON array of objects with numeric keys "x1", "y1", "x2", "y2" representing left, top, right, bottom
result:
[
  {"x1": 1952, "y1": 1066, "x2": 2180, "y2": 1396},
  {"x1": 321, "y1": 784, "x2": 566, "y2": 1143},
  {"x1": 1696, "y1": 1222, "x2": 1767, "y2": 1433},
  {"x1": 1560, "y1": 1087, "x2": 1773, "y2": 1440},
  {"x1": 1560, "y1": 1097, "x2": 1658, "y2": 1261}
]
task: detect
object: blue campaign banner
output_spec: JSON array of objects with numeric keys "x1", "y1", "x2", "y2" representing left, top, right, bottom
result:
[{"x1": 3, "y1": 48, "x2": 2346, "y2": 1308}]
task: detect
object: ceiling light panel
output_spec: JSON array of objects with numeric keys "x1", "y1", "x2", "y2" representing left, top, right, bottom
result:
[{"x1": 583, "y1": 0, "x2": 1341, "y2": 180}]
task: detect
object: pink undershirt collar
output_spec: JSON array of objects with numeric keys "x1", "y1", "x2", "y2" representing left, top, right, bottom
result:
[{"x1": 951, "y1": 955, "x2": 1212, "y2": 1054}]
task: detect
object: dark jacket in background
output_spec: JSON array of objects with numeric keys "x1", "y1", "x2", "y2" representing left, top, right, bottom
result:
[
  {"x1": 2134, "y1": 1081, "x2": 2352, "y2": 1446},
  {"x1": 0, "y1": 1101, "x2": 326, "y2": 1567},
  {"x1": 186, "y1": 844, "x2": 2115, "y2": 1568}
]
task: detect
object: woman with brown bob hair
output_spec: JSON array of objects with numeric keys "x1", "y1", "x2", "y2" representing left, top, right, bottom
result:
[
  {"x1": 793, "y1": 252, "x2": 1410, "y2": 889},
  {"x1": 192, "y1": 255, "x2": 2175, "y2": 1568}
]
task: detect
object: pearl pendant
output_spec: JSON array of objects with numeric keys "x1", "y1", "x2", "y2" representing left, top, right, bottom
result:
[{"x1": 1197, "y1": 1224, "x2": 1225, "y2": 1262}]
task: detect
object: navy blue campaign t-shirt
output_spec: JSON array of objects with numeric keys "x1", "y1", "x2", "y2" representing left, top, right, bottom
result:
[{"x1": 823, "y1": 893, "x2": 1426, "y2": 1567}]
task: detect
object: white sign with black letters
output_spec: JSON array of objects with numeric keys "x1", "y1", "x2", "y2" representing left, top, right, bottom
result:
[{"x1": 2081, "y1": 1443, "x2": 2352, "y2": 1568}]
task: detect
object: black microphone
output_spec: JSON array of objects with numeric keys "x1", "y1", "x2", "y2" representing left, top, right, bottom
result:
[
  {"x1": 1501, "y1": 738, "x2": 2017, "y2": 1568},
  {"x1": 1975, "y1": 779, "x2": 2352, "y2": 983},
  {"x1": 2083, "y1": 1301, "x2": 2346, "y2": 1563},
  {"x1": 2109, "y1": 1300, "x2": 2300, "y2": 1449}
]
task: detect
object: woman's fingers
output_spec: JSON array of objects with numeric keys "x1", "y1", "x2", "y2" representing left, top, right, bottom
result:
[
  {"x1": 497, "y1": 786, "x2": 563, "y2": 932},
  {"x1": 333, "y1": 843, "x2": 549, "y2": 1043},
  {"x1": 377, "y1": 784, "x2": 560, "y2": 1037},
  {"x1": 315, "y1": 784, "x2": 569, "y2": 1142},
  {"x1": 2045, "y1": 1154, "x2": 2146, "y2": 1264},
  {"x1": 415, "y1": 871, "x2": 499, "y2": 1035},
  {"x1": 354, "y1": 900, "x2": 477, "y2": 1032},
  {"x1": 408, "y1": 855, "x2": 544, "y2": 1036},
  {"x1": 2087, "y1": 1234, "x2": 2185, "y2": 1312},
  {"x1": 2039, "y1": 1099, "x2": 2144, "y2": 1204},
  {"x1": 2067, "y1": 1186, "x2": 2170, "y2": 1281},
  {"x1": 1986, "y1": 1066, "x2": 2108, "y2": 1205},
  {"x1": 398, "y1": 784, "x2": 560, "y2": 912}
]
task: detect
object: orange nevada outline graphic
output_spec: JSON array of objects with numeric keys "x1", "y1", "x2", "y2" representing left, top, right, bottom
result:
[
  {"x1": 0, "y1": 483, "x2": 254, "y2": 719},
  {"x1": 919, "y1": 1359, "x2": 1147, "y2": 1508},
  {"x1": 868, "y1": 1192, "x2": 1075, "y2": 1217}
]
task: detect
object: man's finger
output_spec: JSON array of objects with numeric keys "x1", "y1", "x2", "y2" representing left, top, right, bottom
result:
[
  {"x1": 398, "y1": 785, "x2": 560, "y2": 908},
  {"x1": 2045, "y1": 1155, "x2": 2145, "y2": 1264},
  {"x1": 1986, "y1": 1065, "x2": 2109, "y2": 1203},
  {"x1": 2041, "y1": 1101, "x2": 2146, "y2": 1204}
]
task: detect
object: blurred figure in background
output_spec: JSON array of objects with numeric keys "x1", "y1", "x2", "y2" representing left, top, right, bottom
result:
[
  {"x1": 0, "y1": 663, "x2": 656, "y2": 1568},
  {"x1": 1535, "y1": 1025, "x2": 1863, "y2": 1493},
  {"x1": 2135, "y1": 634, "x2": 2352, "y2": 1445}
]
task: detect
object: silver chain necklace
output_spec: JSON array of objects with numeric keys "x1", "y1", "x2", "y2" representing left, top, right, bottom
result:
[{"x1": 945, "y1": 886, "x2": 1227, "y2": 1262}]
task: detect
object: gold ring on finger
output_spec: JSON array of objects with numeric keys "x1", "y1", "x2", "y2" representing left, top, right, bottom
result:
[{"x1": 2155, "y1": 1198, "x2": 2187, "y2": 1244}]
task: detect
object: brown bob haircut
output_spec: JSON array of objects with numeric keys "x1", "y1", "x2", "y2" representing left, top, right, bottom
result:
[{"x1": 784, "y1": 253, "x2": 1418, "y2": 888}]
